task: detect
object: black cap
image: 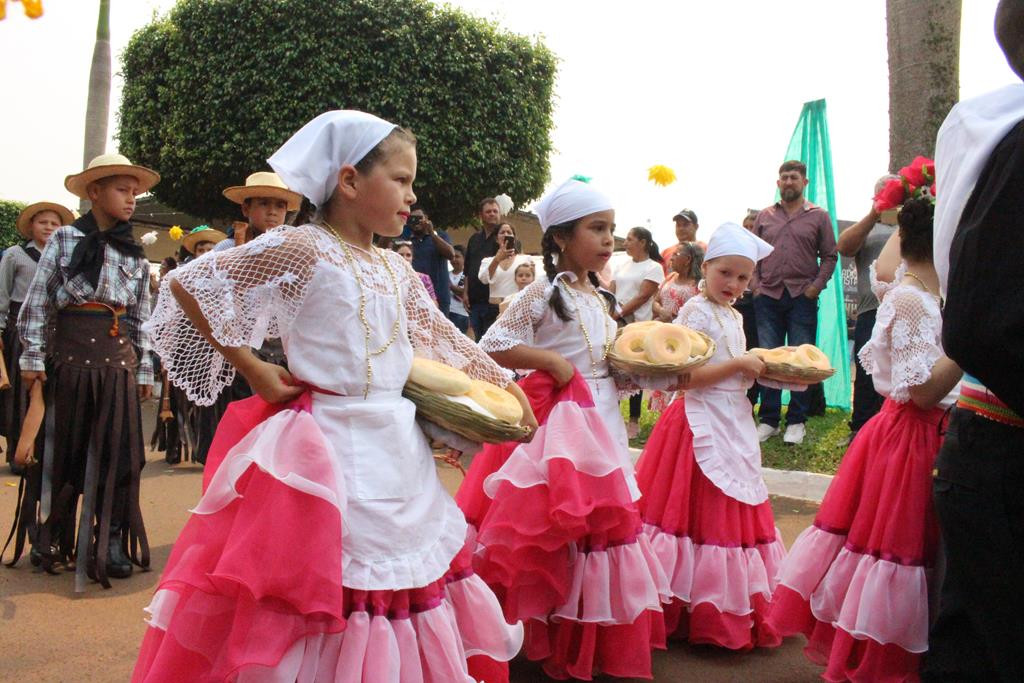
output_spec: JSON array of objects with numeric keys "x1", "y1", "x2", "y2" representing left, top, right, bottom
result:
[{"x1": 673, "y1": 208, "x2": 698, "y2": 224}]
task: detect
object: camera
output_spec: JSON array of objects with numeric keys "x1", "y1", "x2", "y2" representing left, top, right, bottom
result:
[
  {"x1": 406, "y1": 214, "x2": 423, "y2": 227},
  {"x1": 504, "y1": 235, "x2": 514, "y2": 250}
]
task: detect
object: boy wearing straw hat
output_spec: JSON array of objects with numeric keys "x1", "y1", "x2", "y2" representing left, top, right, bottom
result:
[
  {"x1": 181, "y1": 225, "x2": 227, "y2": 258},
  {"x1": 14, "y1": 153, "x2": 157, "y2": 590},
  {"x1": 0, "y1": 202, "x2": 72, "y2": 474},
  {"x1": 215, "y1": 171, "x2": 302, "y2": 251}
]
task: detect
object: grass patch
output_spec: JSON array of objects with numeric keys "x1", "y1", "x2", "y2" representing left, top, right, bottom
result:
[{"x1": 621, "y1": 397, "x2": 851, "y2": 476}]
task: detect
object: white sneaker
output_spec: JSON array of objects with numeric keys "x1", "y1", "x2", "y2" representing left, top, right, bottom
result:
[
  {"x1": 757, "y1": 423, "x2": 780, "y2": 443},
  {"x1": 783, "y1": 423, "x2": 806, "y2": 445}
]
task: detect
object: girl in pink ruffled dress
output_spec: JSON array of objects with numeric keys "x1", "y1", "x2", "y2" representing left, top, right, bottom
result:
[
  {"x1": 456, "y1": 178, "x2": 678, "y2": 680},
  {"x1": 635, "y1": 222, "x2": 787, "y2": 651},
  {"x1": 131, "y1": 111, "x2": 532, "y2": 683},
  {"x1": 765, "y1": 197, "x2": 962, "y2": 682}
]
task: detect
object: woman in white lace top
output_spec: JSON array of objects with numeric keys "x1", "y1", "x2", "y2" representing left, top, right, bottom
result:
[
  {"x1": 766, "y1": 197, "x2": 963, "y2": 681},
  {"x1": 456, "y1": 178, "x2": 676, "y2": 680},
  {"x1": 132, "y1": 111, "x2": 530, "y2": 682}
]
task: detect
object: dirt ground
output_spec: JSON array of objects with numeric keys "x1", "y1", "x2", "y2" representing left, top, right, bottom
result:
[{"x1": 0, "y1": 403, "x2": 823, "y2": 682}]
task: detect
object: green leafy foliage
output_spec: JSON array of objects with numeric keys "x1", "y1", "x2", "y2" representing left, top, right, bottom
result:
[
  {"x1": 117, "y1": 0, "x2": 557, "y2": 226},
  {"x1": 623, "y1": 398, "x2": 849, "y2": 476},
  {"x1": 0, "y1": 200, "x2": 27, "y2": 249}
]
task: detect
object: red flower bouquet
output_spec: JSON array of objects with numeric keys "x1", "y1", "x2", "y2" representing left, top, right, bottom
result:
[{"x1": 872, "y1": 156, "x2": 936, "y2": 212}]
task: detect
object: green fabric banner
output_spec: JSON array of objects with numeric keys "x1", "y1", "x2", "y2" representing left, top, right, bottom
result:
[{"x1": 780, "y1": 99, "x2": 851, "y2": 409}]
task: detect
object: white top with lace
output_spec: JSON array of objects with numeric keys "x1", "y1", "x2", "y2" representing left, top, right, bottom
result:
[
  {"x1": 145, "y1": 224, "x2": 515, "y2": 590},
  {"x1": 673, "y1": 294, "x2": 768, "y2": 505},
  {"x1": 859, "y1": 265, "x2": 958, "y2": 408},
  {"x1": 479, "y1": 273, "x2": 618, "y2": 382},
  {"x1": 868, "y1": 260, "x2": 900, "y2": 303},
  {"x1": 478, "y1": 272, "x2": 634, "y2": 451},
  {"x1": 147, "y1": 223, "x2": 511, "y2": 406}
]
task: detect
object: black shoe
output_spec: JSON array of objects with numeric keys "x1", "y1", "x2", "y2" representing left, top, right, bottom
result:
[{"x1": 106, "y1": 538, "x2": 133, "y2": 579}]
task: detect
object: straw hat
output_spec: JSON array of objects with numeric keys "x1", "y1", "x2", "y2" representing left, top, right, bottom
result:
[
  {"x1": 222, "y1": 172, "x2": 302, "y2": 211},
  {"x1": 182, "y1": 225, "x2": 228, "y2": 255},
  {"x1": 16, "y1": 201, "x2": 75, "y2": 239},
  {"x1": 64, "y1": 153, "x2": 160, "y2": 199}
]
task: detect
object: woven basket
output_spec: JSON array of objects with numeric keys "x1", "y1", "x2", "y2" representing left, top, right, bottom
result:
[
  {"x1": 607, "y1": 330, "x2": 717, "y2": 377},
  {"x1": 403, "y1": 381, "x2": 533, "y2": 444},
  {"x1": 759, "y1": 361, "x2": 835, "y2": 385}
]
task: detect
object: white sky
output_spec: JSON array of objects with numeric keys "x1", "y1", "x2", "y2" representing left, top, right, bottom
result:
[{"x1": 0, "y1": 0, "x2": 1017, "y2": 247}]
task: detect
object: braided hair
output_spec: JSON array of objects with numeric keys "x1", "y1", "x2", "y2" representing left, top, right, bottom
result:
[{"x1": 541, "y1": 220, "x2": 616, "y2": 322}]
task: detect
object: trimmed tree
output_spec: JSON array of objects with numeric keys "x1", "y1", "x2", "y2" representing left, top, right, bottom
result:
[
  {"x1": 0, "y1": 200, "x2": 27, "y2": 249},
  {"x1": 117, "y1": 0, "x2": 557, "y2": 227}
]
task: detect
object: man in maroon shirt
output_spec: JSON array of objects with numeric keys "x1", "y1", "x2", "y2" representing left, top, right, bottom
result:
[{"x1": 753, "y1": 160, "x2": 838, "y2": 444}]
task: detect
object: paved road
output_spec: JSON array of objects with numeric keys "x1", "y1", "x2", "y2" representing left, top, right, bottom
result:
[{"x1": 0, "y1": 405, "x2": 822, "y2": 682}]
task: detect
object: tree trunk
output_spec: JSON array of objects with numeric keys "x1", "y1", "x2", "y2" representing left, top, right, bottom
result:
[
  {"x1": 81, "y1": 0, "x2": 111, "y2": 212},
  {"x1": 886, "y1": 0, "x2": 961, "y2": 172}
]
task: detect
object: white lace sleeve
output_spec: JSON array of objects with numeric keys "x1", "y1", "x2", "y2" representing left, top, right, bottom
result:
[
  {"x1": 399, "y1": 251, "x2": 513, "y2": 386},
  {"x1": 869, "y1": 260, "x2": 907, "y2": 302},
  {"x1": 145, "y1": 224, "x2": 319, "y2": 405},
  {"x1": 675, "y1": 297, "x2": 714, "y2": 336},
  {"x1": 883, "y1": 289, "x2": 942, "y2": 402},
  {"x1": 478, "y1": 279, "x2": 549, "y2": 353}
]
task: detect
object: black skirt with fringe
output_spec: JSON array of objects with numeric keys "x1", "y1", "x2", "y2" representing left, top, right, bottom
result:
[{"x1": 3, "y1": 306, "x2": 149, "y2": 590}]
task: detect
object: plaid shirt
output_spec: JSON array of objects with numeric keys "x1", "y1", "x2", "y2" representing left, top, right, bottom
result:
[{"x1": 18, "y1": 225, "x2": 153, "y2": 385}]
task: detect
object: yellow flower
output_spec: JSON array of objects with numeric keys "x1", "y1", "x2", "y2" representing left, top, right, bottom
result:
[
  {"x1": 22, "y1": 0, "x2": 44, "y2": 19},
  {"x1": 169, "y1": 225, "x2": 184, "y2": 241},
  {"x1": 647, "y1": 165, "x2": 677, "y2": 187}
]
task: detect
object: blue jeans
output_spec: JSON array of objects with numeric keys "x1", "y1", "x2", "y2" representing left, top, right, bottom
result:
[
  {"x1": 849, "y1": 309, "x2": 883, "y2": 432},
  {"x1": 754, "y1": 290, "x2": 819, "y2": 427},
  {"x1": 448, "y1": 311, "x2": 469, "y2": 334},
  {"x1": 469, "y1": 303, "x2": 498, "y2": 341}
]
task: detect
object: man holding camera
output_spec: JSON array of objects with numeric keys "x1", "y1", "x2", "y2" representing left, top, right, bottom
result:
[
  {"x1": 464, "y1": 197, "x2": 503, "y2": 338},
  {"x1": 405, "y1": 204, "x2": 455, "y2": 315}
]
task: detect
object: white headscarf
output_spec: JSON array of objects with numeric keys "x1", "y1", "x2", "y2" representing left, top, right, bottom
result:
[
  {"x1": 534, "y1": 178, "x2": 614, "y2": 230},
  {"x1": 268, "y1": 110, "x2": 397, "y2": 207},
  {"x1": 704, "y1": 222, "x2": 774, "y2": 264}
]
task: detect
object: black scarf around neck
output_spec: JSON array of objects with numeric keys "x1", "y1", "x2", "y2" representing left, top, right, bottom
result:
[
  {"x1": 20, "y1": 243, "x2": 41, "y2": 263},
  {"x1": 69, "y1": 212, "x2": 144, "y2": 288}
]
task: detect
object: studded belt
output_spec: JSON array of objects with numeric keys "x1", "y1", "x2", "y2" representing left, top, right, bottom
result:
[{"x1": 54, "y1": 305, "x2": 136, "y2": 371}]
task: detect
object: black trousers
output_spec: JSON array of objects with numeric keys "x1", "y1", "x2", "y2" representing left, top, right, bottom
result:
[
  {"x1": 849, "y1": 309, "x2": 884, "y2": 432},
  {"x1": 922, "y1": 408, "x2": 1024, "y2": 682},
  {"x1": 735, "y1": 292, "x2": 759, "y2": 406},
  {"x1": 628, "y1": 392, "x2": 642, "y2": 421}
]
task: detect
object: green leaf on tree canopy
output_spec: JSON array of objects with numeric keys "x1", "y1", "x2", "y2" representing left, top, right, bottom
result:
[{"x1": 117, "y1": 0, "x2": 557, "y2": 227}]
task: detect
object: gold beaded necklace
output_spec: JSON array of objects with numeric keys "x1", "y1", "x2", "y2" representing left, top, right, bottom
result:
[
  {"x1": 708, "y1": 296, "x2": 742, "y2": 359},
  {"x1": 559, "y1": 278, "x2": 615, "y2": 384},
  {"x1": 903, "y1": 271, "x2": 942, "y2": 305},
  {"x1": 319, "y1": 220, "x2": 402, "y2": 398}
]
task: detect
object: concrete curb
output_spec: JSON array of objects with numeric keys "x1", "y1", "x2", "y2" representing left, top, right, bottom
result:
[{"x1": 627, "y1": 447, "x2": 832, "y2": 504}]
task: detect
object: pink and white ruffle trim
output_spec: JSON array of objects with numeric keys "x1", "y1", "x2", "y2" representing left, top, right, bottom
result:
[
  {"x1": 776, "y1": 525, "x2": 930, "y2": 653},
  {"x1": 483, "y1": 401, "x2": 641, "y2": 501},
  {"x1": 187, "y1": 572, "x2": 523, "y2": 682},
  {"x1": 550, "y1": 534, "x2": 671, "y2": 625},
  {"x1": 643, "y1": 523, "x2": 785, "y2": 616}
]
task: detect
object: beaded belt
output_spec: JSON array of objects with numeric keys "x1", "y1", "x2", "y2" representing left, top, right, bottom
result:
[
  {"x1": 64, "y1": 302, "x2": 126, "y2": 337},
  {"x1": 956, "y1": 374, "x2": 1024, "y2": 428}
]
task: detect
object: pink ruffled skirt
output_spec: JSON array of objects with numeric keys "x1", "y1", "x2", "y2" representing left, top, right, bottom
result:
[
  {"x1": 458, "y1": 371, "x2": 670, "y2": 680},
  {"x1": 636, "y1": 396, "x2": 786, "y2": 650},
  {"x1": 765, "y1": 399, "x2": 947, "y2": 682},
  {"x1": 132, "y1": 396, "x2": 521, "y2": 682}
]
